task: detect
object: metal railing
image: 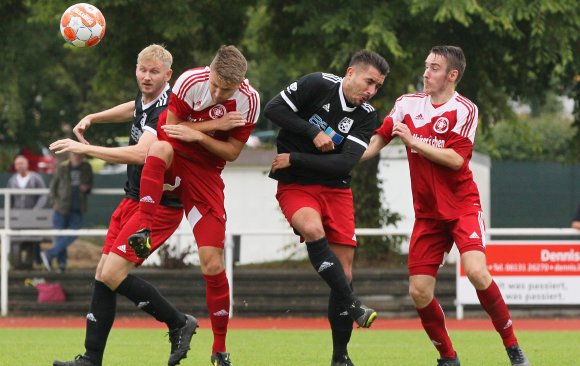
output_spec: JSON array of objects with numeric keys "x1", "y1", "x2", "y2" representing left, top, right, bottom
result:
[{"x1": 2, "y1": 188, "x2": 579, "y2": 318}]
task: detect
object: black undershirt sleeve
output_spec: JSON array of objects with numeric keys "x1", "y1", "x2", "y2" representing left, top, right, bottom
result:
[
  {"x1": 290, "y1": 139, "x2": 365, "y2": 177},
  {"x1": 264, "y1": 94, "x2": 321, "y2": 140}
]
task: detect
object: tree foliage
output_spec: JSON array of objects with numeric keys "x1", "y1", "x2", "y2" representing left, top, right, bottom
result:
[{"x1": 1, "y1": 0, "x2": 579, "y2": 255}]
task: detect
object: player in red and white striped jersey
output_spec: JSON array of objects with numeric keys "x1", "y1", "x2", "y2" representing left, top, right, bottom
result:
[
  {"x1": 130, "y1": 45, "x2": 260, "y2": 366},
  {"x1": 363, "y1": 46, "x2": 530, "y2": 366}
]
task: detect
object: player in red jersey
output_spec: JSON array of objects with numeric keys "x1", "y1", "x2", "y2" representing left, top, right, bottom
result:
[
  {"x1": 129, "y1": 45, "x2": 260, "y2": 366},
  {"x1": 49, "y1": 44, "x2": 197, "y2": 366},
  {"x1": 362, "y1": 46, "x2": 530, "y2": 366}
]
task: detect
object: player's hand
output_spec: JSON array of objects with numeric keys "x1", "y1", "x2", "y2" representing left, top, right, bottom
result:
[
  {"x1": 313, "y1": 131, "x2": 335, "y2": 152},
  {"x1": 49, "y1": 138, "x2": 86, "y2": 155},
  {"x1": 271, "y1": 153, "x2": 291, "y2": 172},
  {"x1": 392, "y1": 123, "x2": 413, "y2": 146},
  {"x1": 73, "y1": 117, "x2": 92, "y2": 144},
  {"x1": 217, "y1": 112, "x2": 247, "y2": 131},
  {"x1": 162, "y1": 124, "x2": 204, "y2": 142}
]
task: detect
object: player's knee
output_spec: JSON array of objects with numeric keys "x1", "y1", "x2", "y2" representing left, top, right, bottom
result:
[
  {"x1": 409, "y1": 283, "x2": 432, "y2": 306},
  {"x1": 298, "y1": 222, "x2": 325, "y2": 241},
  {"x1": 199, "y1": 255, "x2": 225, "y2": 275},
  {"x1": 100, "y1": 268, "x2": 124, "y2": 290},
  {"x1": 465, "y1": 266, "x2": 491, "y2": 288},
  {"x1": 148, "y1": 141, "x2": 173, "y2": 163}
]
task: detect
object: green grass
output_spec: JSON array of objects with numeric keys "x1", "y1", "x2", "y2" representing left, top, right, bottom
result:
[{"x1": 1, "y1": 328, "x2": 579, "y2": 365}]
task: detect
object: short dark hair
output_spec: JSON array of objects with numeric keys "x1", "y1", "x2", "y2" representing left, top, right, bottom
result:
[
  {"x1": 430, "y1": 45, "x2": 466, "y2": 84},
  {"x1": 348, "y1": 50, "x2": 390, "y2": 76}
]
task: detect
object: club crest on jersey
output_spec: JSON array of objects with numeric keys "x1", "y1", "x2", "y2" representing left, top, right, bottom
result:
[
  {"x1": 338, "y1": 117, "x2": 354, "y2": 133},
  {"x1": 209, "y1": 104, "x2": 227, "y2": 120},
  {"x1": 433, "y1": 117, "x2": 449, "y2": 134}
]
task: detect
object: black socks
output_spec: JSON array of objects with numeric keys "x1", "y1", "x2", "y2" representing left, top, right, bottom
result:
[{"x1": 116, "y1": 274, "x2": 185, "y2": 330}]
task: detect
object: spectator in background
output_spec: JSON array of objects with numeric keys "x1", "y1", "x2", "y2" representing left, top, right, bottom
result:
[
  {"x1": 41, "y1": 152, "x2": 93, "y2": 273},
  {"x1": 572, "y1": 203, "x2": 580, "y2": 229},
  {"x1": 7, "y1": 155, "x2": 47, "y2": 209}
]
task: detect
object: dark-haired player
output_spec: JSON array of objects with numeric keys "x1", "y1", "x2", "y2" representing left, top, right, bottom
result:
[{"x1": 265, "y1": 50, "x2": 389, "y2": 366}]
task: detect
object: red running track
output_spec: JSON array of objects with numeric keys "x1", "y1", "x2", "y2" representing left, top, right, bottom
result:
[{"x1": 1, "y1": 317, "x2": 579, "y2": 331}]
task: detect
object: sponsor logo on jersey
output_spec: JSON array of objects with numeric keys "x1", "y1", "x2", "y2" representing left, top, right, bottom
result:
[
  {"x1": 469, "y1": 232, "x2": 480, "y2": 239},
  {"x1": 213, "y1": 309, "x2": 229, "y2": 317},
  {"x1": 318, "y1": 261, "x2": 334, "y2": 273},
  {"x1": 139, "y1": 112, "x2": 148, "y2": 128},
  {"x1": 309, "y1": 114, "x2": 328, "y2": 131},
  {"x1": 433, "y1": 117, "x2": 449, "y2": 134},
  {"x1": 86, "y1": 313, "x2": 97, "y2": 322},
  {"x1": 117, "y1": 244, "x2": 126, "y2": 253},
  {"x1": 140, "y1": 195, "x2": 155, "y2": 203},
  {"x1": 412, "y1": 134, "x2": 446, "y2": 149},
  {"x1": 324, "y1": 126, "x2": 344, "y2": 144},
  {"x1": 338, "y1": 117, "x2": 354, "y2": 133},
  {"x1": 130, "y1": 124, "x2": 143, "y2": 143},
  {"x1": 209, "y1": 104, "x2": 227, "y2": 119},
  {"x1": 322, "y1": 103, "x2": 330, "y2": 112}
]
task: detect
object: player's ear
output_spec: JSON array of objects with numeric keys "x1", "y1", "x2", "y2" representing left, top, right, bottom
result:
[
  {"x1": 165, "y1": 69, "x2": 173, "y2": 82},
  {"x1": 448, "y1": 69, "x2": 458, "y2": 83}
]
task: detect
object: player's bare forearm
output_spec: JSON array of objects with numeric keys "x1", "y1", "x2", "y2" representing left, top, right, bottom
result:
[
  {"x1": 86, "y1": 101, "x2": 135, "y2": 124},
  {"x1": 197, "y1": 135, "x2": 246, "y2": 162},
  {"x1": 409, "y1": 139, "x2": 464, "y2": 170},
  {"x1": 361, "y1": 134, "x2": 386, "y2": 161}
]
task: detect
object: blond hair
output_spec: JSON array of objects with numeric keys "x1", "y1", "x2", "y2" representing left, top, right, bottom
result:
[
  {"x1": 210, "y1": 45, "x2": 247, "y2": 84},
  {"x1": 137, "y1": 44, "x2": 173, "y2": 69}
]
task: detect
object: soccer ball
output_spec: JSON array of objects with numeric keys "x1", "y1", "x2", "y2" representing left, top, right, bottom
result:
[{"x1": 60, "y1": 3, "x2": 106, "y2": 48}]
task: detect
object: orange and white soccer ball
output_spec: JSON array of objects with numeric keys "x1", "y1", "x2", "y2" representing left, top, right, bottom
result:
[{"x1": 60, "y1": 3, "x2": 106, "y2": 48}]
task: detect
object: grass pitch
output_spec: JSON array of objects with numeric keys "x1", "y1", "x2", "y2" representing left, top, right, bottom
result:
[{"x1": 1, "y1": 328, "x2": 578, "y2": 365}]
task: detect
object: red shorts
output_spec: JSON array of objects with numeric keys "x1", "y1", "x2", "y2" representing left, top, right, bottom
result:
[
  {"x1": 103, "y1": 198, "x2": 182, "y2": 265},
  {"x1": 408, "y1": 211, "x2": 486, "y2": 277},
  {"x1": 276, "y1": 183, "x2": 356, "y2": 246},
  {"x1": 164, "y1": 153, "x2": 226, "y2": 248}
]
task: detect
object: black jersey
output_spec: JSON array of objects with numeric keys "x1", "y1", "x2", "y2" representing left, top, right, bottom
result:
[
  {"x1": 266, "y1": 72, "x2": 378, "y2": 188},
  {"x1": 124, "y1": 85, "x2": 181, "y2": 208}
]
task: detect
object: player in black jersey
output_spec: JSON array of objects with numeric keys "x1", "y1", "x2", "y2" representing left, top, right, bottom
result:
[
  {"x1": 265, "y1": 50, "x2": 389, "y2": 366},
  {"x1": 49, "y1": 45, "x2": 196, "y2": 366}
]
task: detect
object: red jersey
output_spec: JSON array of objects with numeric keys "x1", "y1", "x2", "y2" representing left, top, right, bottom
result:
[
  {"x1": 157, "y1": 66, "x2": 260, "y2": 171},
  {"x1": 376, "y1": 92, "x2": 481, "y2": 220}
]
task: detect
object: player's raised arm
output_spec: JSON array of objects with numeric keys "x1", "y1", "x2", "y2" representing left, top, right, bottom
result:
[
  {"x1": 73, "y1": 101, "x2": 135, "y2": 144},
  {"x1": 361, "y1": 134, "x2": 387, "y2": 161}
]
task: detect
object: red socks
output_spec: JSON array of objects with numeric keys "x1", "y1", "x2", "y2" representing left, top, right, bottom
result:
[
  {"x1": 138, "y1": 156, "x2": 166, "y2": 229},
  {"x1": 477, "y1": 280, "x2": 518, "y2": 347},
  {"x1": 204, "y1": 271, "x2": 230, "y2": 354},
  {"x1": 416, "y1": 298, "x2": 455, "y2": 359}
]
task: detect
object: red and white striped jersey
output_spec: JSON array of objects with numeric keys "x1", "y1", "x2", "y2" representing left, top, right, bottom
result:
[
  {"x1": 376, "y1": 92, "x2": 481, "y2": 220},
  {"x1": 158, "y1": 66, "x2": 260, "y2": 171}
]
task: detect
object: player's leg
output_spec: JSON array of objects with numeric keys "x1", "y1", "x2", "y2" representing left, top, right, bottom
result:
[
  {"x1": 277, "y1": 183, "x2": 374, "y2": 328},
  {"x1": 129, "y1": 140, "x2": 175, "y2": 256},
  {"x1": 409, "y1": 219, "x2": 459, "y2": 365},
  {"x1": 112, "y1": 202, "x2": 198, "y2": 366},
  {"x1": 53, "y1": 199, "x2": 130, "y2": 366},
  {"x1": 192, "y1": 213, "x2": 232, "y2": 365},
  {"x1": 328, "y1": 244, "x2": 356, "y2": 366},
  {"x1": 455, "y1": 213, "x2": 529, "y2": 365}
]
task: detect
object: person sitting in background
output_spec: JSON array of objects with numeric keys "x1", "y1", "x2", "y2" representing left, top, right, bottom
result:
[
  {"x1": 7, "y1": 155, "x2": 47, "y2": 209},
  {"x1": 572, "y1": 203, "x2": 580, "y2": 229},
  {"x1": 41, "y1": 152, "x2": 93, "y2": 273}
]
